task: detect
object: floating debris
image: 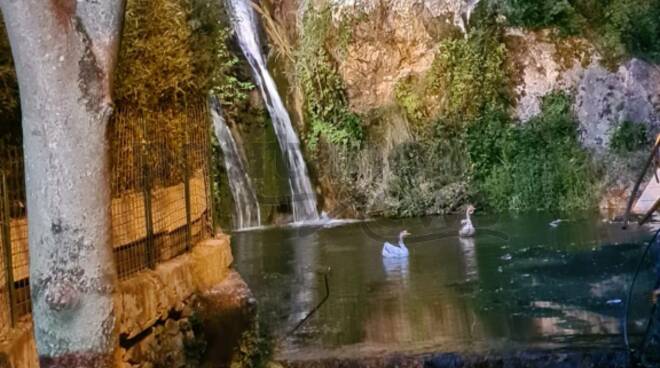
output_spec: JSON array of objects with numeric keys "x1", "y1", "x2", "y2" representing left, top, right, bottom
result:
[
  {"x1": 549, "y1": 219, "x2": 564, "y2": 228},
  {"x1": 606, "y1": 299, "x2": 622, "y2": 305}
]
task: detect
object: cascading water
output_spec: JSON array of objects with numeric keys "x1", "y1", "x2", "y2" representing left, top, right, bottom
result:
[
  {"x1": 210, "y1": 97, "x2": 262, "y2": 229},
  {"x1": 225, "y1": 0, "x2": 319, "y2": 223}
]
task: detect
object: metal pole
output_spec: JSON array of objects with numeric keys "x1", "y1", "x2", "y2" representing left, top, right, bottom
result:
[
  {"x1": 204, "y1": 99, "x2": 216, "y2": 237},
  {"x1": 183, "y1": 122, "x2": 193, "y2": 251},
  {"x1": 1, "y1": 172, "x2": 16, "y2": 327},
  {"x1": 141, "y1": 116, "x2": 156, "y2": 269},
  {"x1": 623, "y1": 135, "x2": 660, "y2": 228}
]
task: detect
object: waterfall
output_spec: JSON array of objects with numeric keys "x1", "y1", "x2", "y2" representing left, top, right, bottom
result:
[
  {"x1": 210, "y1": 97, "x2": 262, "y2": 229},
  {"x1": 225, "y1": 0, "x2": 319, "y2": 223}
]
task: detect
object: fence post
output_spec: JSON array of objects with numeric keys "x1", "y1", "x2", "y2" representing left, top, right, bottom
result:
[
  {"x1": 183, "y1": 122, "x2": 193, "y2": 251},
  {"x1": 1, "y1": 171, "x2": 16, "y2": 327},
  {"x1": 204, "y1": 104, "x2": 216, "y2": 237},
  {"x1": 140, "y1": 117, "x2": 156, "y2": 269}
]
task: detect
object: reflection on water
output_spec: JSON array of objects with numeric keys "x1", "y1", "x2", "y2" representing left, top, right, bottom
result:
[
  {"x1": 231, "y1": 212, "x2": 657, "y2": 358},
  {"x1": 382, "y1": 257, "x2": 409, "y2": 282}
]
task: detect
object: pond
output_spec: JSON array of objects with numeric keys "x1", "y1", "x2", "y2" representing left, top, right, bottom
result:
[{"x1": 231, "y1": 212, "x2": 658, "y2": 361}]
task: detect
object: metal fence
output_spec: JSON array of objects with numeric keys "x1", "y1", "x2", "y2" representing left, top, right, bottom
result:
[{"x1": 0, "y1": 102, "x2": 214, "y2": 336}]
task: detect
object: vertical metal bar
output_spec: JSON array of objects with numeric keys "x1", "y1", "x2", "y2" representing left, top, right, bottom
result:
[
  {"x1": 1, "y1": 172, "x2": 16, "y2": 327},
  {"x1": 204, "y1": 101, "x2": 216, "y2": 236},
  {"x1": 183, "y1": 118, "x2": 193, "y2": 251},
  {"x1": 141, "y1": 117, "x2": 156, "y2": 269}
]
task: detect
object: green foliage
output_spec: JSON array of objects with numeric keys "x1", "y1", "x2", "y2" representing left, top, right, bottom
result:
[
  {"x1": 188, "y1": 0, "x2": 254, "y2": 116},
  {"x1": 115, "y1": 0, "x2": 197, "y2": 111},
  {"x1": 393, "y1": 75, "x2": 433, "y2": 129},
  {"x1": 492, "y1": 0, "x2": 583, "y2": 34},
  {"x1": 468, "y1": 92, "x2": 598, "y2": 213},
  {"x1": 610, "y1": 120, "x2": 649, "y2": 154},
  {"x1": 385, "y1": 124, "x2": 470, "y2": 217},
  {"x1": 490, "y1": 0, "x2": 660, "y2": 62},
  {"x1": 0, "y1": 19, "x2": 20, "y2": 142},
  {"x1": 386, "y1": 142, "x2": 436, "y2": 217},
  {"x1": 296, "y1": 2, "x2": 364, "y2": 153},
  {"x1": 429, "y1": 25, "x2": 510, "y2": 124},
  {"x1": 387, "y1": 24, "x2": 510, "y2": 216}
]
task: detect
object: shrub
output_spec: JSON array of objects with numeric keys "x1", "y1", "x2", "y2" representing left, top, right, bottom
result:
[
  {"x1": 385, "y1": 123, "x2": 470, "y2": 217},
  {"x1": 386, "y1": 142, "x2": 437, "y2": 217},
  {"x1": 610, "y1": 120, "x2": 649, "y2": 154},
  {"x1": 468, "y1": 92, "x2": 598, "y2": 212}
]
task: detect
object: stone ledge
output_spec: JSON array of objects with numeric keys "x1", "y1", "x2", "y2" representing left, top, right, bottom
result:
[
  {"x1": 0, "y1": 235, "x2": 233, "y2": 367},
  {"x1": 0, "y1": 319, "x2": 38, "y2": 368},
  {"x1": 114, "y1": 234, "x2": 233, "y2": 340}
]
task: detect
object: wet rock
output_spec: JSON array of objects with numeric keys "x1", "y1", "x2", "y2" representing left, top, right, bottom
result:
[{"x1": 194, "y1": 270, "x2": 257, "y2": 366}]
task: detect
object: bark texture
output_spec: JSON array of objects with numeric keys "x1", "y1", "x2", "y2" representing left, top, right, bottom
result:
[{"x1": 0, "y1": 1, "x2": 125, "y2": 366}]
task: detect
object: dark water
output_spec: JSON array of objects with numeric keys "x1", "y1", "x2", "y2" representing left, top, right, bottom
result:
[{"x1": 231, "y1": 213, "x2": 658, "y2": 359}]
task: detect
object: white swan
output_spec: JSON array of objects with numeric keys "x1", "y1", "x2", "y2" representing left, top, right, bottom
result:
[
  {"x1": 459, "y1": 205, "x2": 476, "y2": 238},
  {"x1": 382, "y1": 230, "x2": 411, "y2": 258}
]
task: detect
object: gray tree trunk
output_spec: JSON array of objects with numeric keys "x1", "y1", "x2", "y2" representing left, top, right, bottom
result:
[{"x1": 0, "y1": 1, "x2": 125, "y2": 366}]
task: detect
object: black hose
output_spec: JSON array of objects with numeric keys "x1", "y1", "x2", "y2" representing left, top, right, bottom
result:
[
  {"x1": 288, "y1": 269, "x2": 331, "y2": 335},
  {"x1": 624, "y1": 227, "x2": 660, "y2": 362}
]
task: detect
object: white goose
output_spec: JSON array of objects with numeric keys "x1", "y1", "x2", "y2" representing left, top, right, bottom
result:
[
  {"x1": 382, "y1": 230, "x2": 411, "y2": 258},
  {"x1": 459, "y1": 205, "x2": 476, "y2": 238}
]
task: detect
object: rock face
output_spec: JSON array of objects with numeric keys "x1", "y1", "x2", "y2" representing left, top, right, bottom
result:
[
  {"x1": 326, "y1": 0, "x2": 660, "y2": 153},
  {"x1": 265, "y1": 0, "x2": 660, "y2": 214},
  {"x1": 576, "y1": 59, "x2": 660, "y2": 151},
  {"x1": 507, "y1": 29, "x2": 660, "y2": 151},
  {"x1": 336, "y1": 5, "x2": 436, "y2": 112},
  {"x1": 506, "y1": 29, "x2": 595, "y2": 122},
  {"x1": 326, "y1": 0, "x2": 486, "y2": 112}
]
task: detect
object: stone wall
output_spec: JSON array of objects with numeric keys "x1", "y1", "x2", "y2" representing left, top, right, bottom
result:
[{"x1": 0, "y1": 234, "x2": 249, "y2": 368}]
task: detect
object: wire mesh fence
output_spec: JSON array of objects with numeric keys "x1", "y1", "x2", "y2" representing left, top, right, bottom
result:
[
  {"x1": 110, "y1": 103, "x2": 213, "y2": 278},
  {"x1": 0, "y1": 146, "x2": 31, "y2": 337},
  {"x1": 0, "y1": 101, "x2": 214, "y2": 337}
]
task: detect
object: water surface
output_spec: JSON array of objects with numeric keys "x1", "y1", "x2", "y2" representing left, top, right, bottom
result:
[{"x1": 232, "y1": 213, "x2": 657, "y2": 359}]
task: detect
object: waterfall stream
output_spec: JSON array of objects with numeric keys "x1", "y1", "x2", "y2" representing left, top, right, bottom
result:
[
  {"x1": 210, "y1": 97, "x2": 262, "y2": 229},
  {"x1": 226, "y1": 0, "x2": 319, "y2": 223}
]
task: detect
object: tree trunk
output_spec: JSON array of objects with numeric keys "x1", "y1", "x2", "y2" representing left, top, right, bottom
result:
[{"x1": 0, "y1": 1, "x2": 125, "y2": 366}]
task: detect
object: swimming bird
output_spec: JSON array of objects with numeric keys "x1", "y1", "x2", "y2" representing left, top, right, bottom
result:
[
  {"x1": 459, "y1": 205, "x2": 476, "y2": 238},
  {"x1": 382, "y1": 230, "x2": 411, "y2": 258}
]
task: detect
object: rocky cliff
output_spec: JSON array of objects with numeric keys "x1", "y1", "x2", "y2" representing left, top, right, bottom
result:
[{"x1": 256, "y1": 0, "x2": 660, "y2": 218}]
